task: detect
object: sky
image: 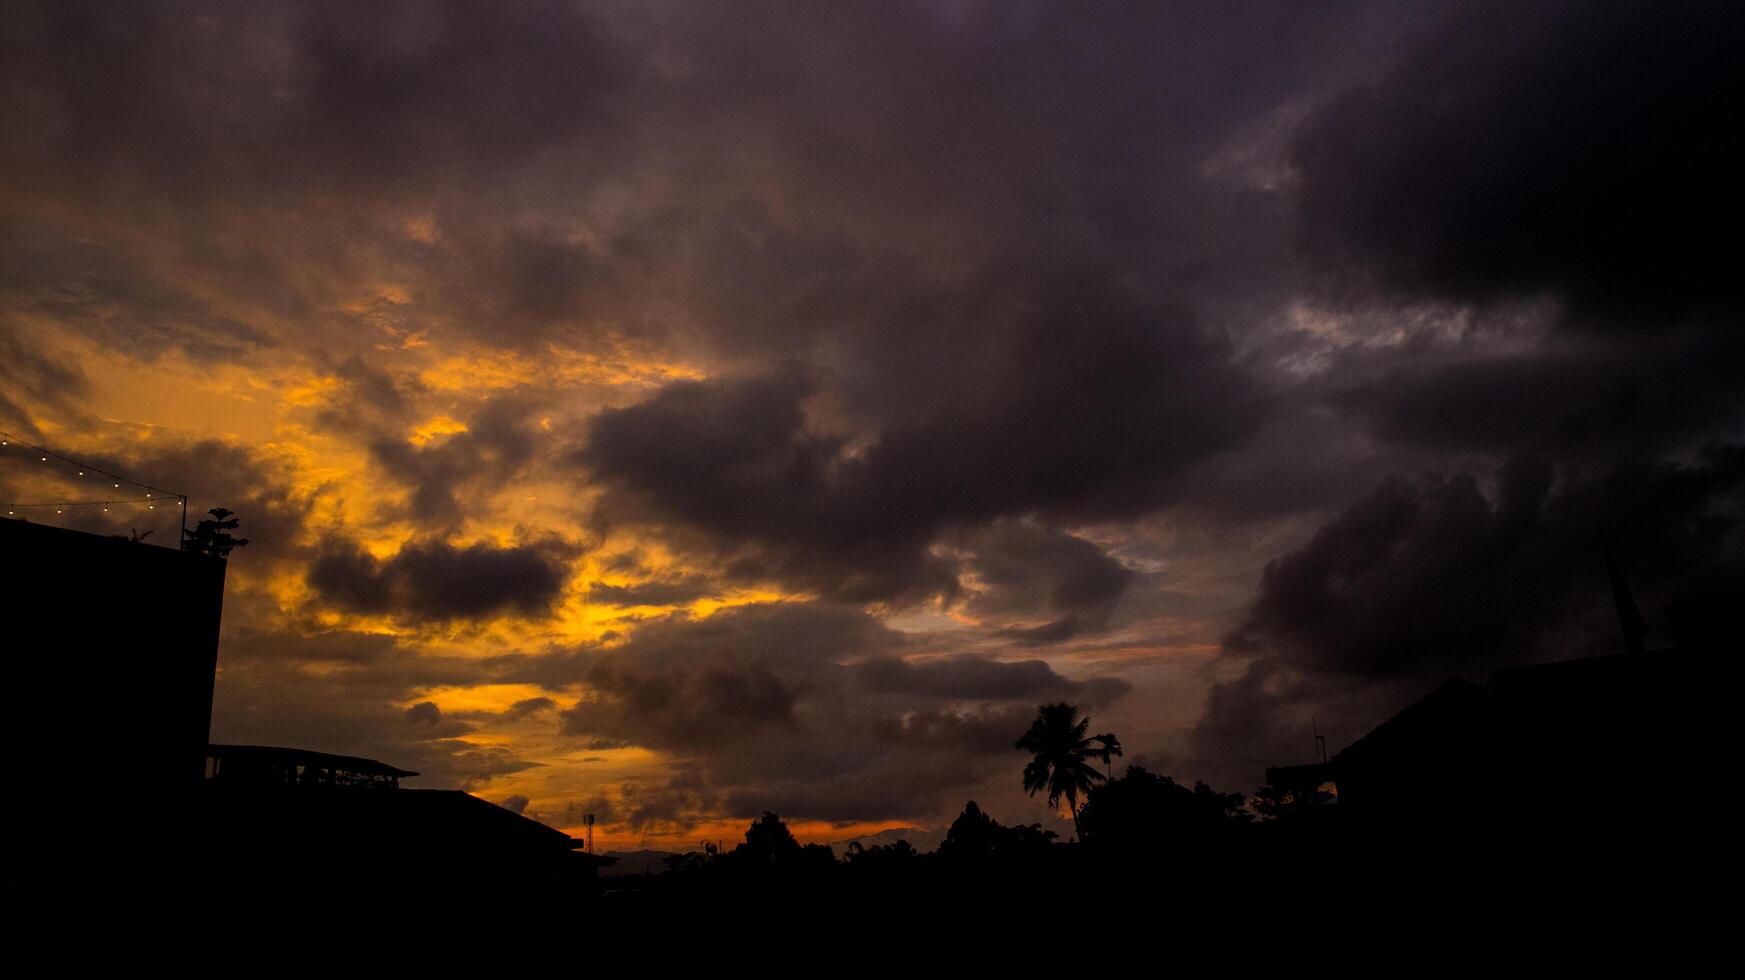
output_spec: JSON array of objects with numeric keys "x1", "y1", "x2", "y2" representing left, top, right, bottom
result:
[{"x1": 2, "y1": 0, "x2": 1740, "y2": 848}]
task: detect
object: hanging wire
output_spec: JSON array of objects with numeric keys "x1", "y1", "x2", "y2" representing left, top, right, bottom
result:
[
  {"x1": 0, "y1": 430, "x2": 189, "y2": 539},
  {"x1": 3, "y1": 497, "x2": 160, "y2": 513}
]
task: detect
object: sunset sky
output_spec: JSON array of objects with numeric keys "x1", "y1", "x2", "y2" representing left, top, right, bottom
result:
[{"x1": 2, "y1": 1, "x2": 1739, "y2": 849}]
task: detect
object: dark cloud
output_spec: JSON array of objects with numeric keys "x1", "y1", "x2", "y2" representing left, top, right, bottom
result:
[
  {"x1": 491, "y1": 596, "x2": 896, "y2": 693},
  {"x1": 618, "y1": 765, "x2": 718, "y2": 833},
  {"x1": 307, "y1": 536, "x2": 573, "y2": 621},
  {"x1": 580, "y1": 292, "x2": 1259, "y2": 602},
  {"x1": 583, "y1": 575, "x2": 719, "y2": 608},
  {"x1": 404, "y1": 701, "x2": 441, "y2": 725},
  {"x1": 502, "y1": 697, "x2": 557, "y2": 722},
  {"x1": 565, "y1": 653, "x2": 799, "y2": 750},
  {"x1": 959, "y1": 521, "x2": 1135, "y2": 645},
  {"x1": 1294, "y1": 0, "x2": 1742, "y2": 327},
  {"x1": 1329, "y1": 337, "x2": 1745, "y2": 465},
  {"x1": 525, "y1": 2, "x2": 1406, "y2": 607},
  {"x1": 222, "y1": 627, "x2": 402, "y2": 667},
  {"x1": 1190, "y1": 447, "x2": 1745, "y2": 788},
  {"x1": 1335, "y1": 356, "x2": 1642, "y2": 455},
  {"x1": 0, "y1": 321, "x2": 90, "y2": 437},
  {"x1": 716, "y1": 701, "x2": 1096, "y2": 824},
  {"x1": 312, "y1": 355, "x2": 421, "y2": 438},
  {"x1": 211, "y1": 627, "x2": 542, "y2": 790},
  {"x1": 7, "y1": 0, "x2": 1739, "y2": 832},
  {"x1": 534, "y1": 792, "x2": 614, "y2": 831},
  {"x1": 551, "y1": 601, "x2": 1132, "y2": 823},
  {"x1": 0, "y1": 0, "x2": 628, "y2": 203},
  {"x1": 856, "y1": 656, "x2": 1071, "y2": 702},
  {"x1": 368, "y1": 395, "x2": 545, "y2": 524},
  {"x1": 0, "y1": 217, "x2": 273, "y2": 361},
  {"x1": 576, "y1": 368, "x2": 952, "y2": 602},
  {"x1": 402, "y1": 700, "x2": 474, "y2": 739}
]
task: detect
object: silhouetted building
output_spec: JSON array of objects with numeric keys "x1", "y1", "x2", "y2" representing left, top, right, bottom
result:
[
  {"x1": 200, "y1": 747, "x2": 615, "y2": 904},
  {"x1": 7, "y1": 519, "x2": 226, "y2": 796},
  {"x1": 5, "y1": 516, "x2": 612, "y2": 909},
  {"x1": 1269, "y1": 678, "x2": 1488, "y2": 824},
  {"x1": 206, "y1": 743, "x2": 419, "y2": 789},
  {"x1": 1267, "y1": 550, "x2": 1729, "y2": 843},
  {"x1": 1266, "y1": 650, "x2": 1721, "y2": 839}
]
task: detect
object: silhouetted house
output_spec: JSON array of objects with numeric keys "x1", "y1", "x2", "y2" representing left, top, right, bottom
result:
[
  {"x1": 1266, "y1": 549, "x2": 1728, "y2": 842},
  {"x1": 1481, "y1": 650, "x2": 1711, "y2": 829},
  {"x1": 1299, "y1": 678, "x2": 1488, "y2": 823},
  {"x1": 1265, "y1": 651, "x2": 1719, "y2": 838}
]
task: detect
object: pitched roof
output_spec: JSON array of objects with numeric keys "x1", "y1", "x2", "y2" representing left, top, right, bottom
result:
[{"x1": 1331, "y1": 677, "x2": 1486, "y2": 768}]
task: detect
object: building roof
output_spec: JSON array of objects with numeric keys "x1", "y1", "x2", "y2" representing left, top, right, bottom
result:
[
  {"x1": 1330, "y1": 677, "x2": 1486, "y2": 770},
  {"x1": 203, "y1": 745, "x2": 617, "y2": 865},
  {"x1": 401, "y1": 790, "x2": 616, "y2": 864},
  {"x1": 1265, "y1": 761, "x2": 1334, "y2": 792},
  {"x1": 207, "y1": 743, "x2": 420, "y2": 779},
  {"x1": 1485, "y1": 649, "x2": 1679, "y2": 696}
]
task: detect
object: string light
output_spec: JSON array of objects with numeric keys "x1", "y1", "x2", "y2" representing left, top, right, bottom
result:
[
  {"x1": 0, "y1": 497, "x2": 161, "y2": 509},
  {"x1": 2, "y1": 430, "x2": 185, "y2": 500},
  {"x1": 0, "y1": 431, "x2": 188, "y2": 534}
]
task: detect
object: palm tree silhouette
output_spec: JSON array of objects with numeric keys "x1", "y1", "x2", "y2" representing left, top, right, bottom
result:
[{"x1": 1016, "y1": 702, "x2": 1122, "y2": 840}]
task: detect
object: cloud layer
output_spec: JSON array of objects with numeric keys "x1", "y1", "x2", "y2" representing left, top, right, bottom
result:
[{"x1": 2, "y1": 0, "x2": 1738, "y2": 842}]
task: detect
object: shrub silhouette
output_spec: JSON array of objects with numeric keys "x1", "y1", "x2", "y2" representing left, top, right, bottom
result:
[{"x1": 1249, "y1": 784, "x2": 1334, "y2": 822}]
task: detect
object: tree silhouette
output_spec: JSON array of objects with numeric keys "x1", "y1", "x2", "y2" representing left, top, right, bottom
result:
[
  {"x1": 182, "y1": 507, "x2": 249, "y2": 559},
  {"x1": 736, "y1": 811, "x2": 803, "y2": 865},
  {"x1": 937, "y1": 801, "x2": 1056, "y2": 862},
  {"x1": 1015, "y1": 703, "x2": 1121, "y2": 839},
  {"x1": 843, "y1": 839, "x2": 917, "y2": 869},
  {"x1": 1077, "y1": 766, "x2": 1250, "y2": 850}
]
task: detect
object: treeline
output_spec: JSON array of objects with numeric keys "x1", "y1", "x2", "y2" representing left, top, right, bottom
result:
[{"x1": 598, "y1": 765, "x2": 1337, "y2": 913}]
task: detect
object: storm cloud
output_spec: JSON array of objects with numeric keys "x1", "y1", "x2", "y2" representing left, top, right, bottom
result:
[
  {"x1": 550, "y1": 600, "x2": 1131, "y2": 824},
  {"x1": 4, "y1": 1, "x2": 1739, "y2": 841},
  {"x1": 308, "y1": 536, "x2": 574, "y2": 620},
  {"x1": 1191, "y1": 448, "x2": 1745, "y2": 787},
  {"x1": 1294, "y1": 0, "x2": 1743, "y2": 327}
]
